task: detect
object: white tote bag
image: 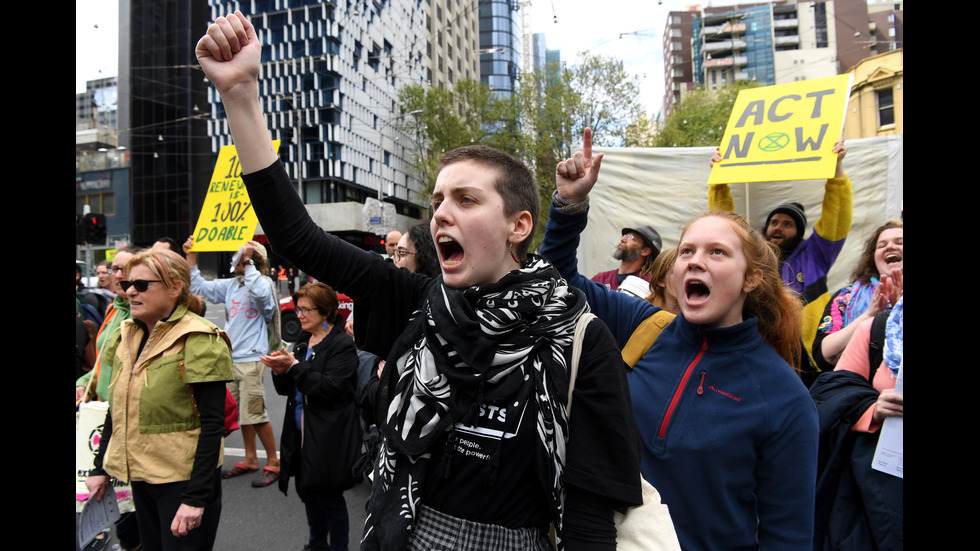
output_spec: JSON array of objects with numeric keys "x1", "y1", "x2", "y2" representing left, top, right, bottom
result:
[{"x1": 76, "y1": 401, "x2": 134, "y2": 513}]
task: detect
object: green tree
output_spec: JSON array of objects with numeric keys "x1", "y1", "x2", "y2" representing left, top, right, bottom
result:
[
  {"x1": 398, "y1": 79, "x2": 522, "y2": 199},
  {"x1": 654, "y1": 82, "x2": 759, "y2": 147},
  {"x1": 513, "y1": 53, "x2": 645, "y2": 251},
  {"x1": 565, "y1": 53, "x2": 644, "y2": 149},
  {"x1": 399, "y1": 53, "x2": 646, "y2": 251},
  {"x1": 625, "y1": 113, "x2": 658, "y2": 147}
]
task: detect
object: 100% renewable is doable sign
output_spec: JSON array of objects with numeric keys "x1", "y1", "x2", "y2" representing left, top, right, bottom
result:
[{"x1": 190, "y1": 141, "x2": 280, "y2": 252}]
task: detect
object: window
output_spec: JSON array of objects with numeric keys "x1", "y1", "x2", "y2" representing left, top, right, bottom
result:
[
  {"x1": 877, "y1": 88, "x2": 894, "y2": 127},
  {"x1": 76, "y1": 192, "x2": 116, "y2": 216}
]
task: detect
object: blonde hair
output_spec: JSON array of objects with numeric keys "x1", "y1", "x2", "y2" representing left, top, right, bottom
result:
[
  {"x1": 644, "y1": 247, "x2": 678, "y2": 308},
  {"x1": 126, "y1": 249, "x2": 204, "y2": 315},
  {"x1": 681, "y1": 212, "x2": 802, "y2": 368}
]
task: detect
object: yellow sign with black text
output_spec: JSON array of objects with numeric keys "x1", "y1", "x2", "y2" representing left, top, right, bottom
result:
[
  {"x1": 190, "y1": 141, "x2": 280, "y2": 252},
  {"x1": 708, "y1": 74, "x2": 853, "y2": 185}
]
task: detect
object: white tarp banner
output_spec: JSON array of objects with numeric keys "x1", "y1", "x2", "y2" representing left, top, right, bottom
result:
[{"x1": 571, "y1": 134, "x2": 902, "y2": 295}]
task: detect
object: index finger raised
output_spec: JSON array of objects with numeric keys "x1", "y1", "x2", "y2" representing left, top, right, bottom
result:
[{"x1": 582, "y1": 127, "x2": 593, "y2": 161}]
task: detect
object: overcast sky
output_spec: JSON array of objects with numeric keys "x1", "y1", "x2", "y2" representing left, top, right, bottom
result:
[{"x1": 76, "y1": 0, "x2": 763, "y2": 117}]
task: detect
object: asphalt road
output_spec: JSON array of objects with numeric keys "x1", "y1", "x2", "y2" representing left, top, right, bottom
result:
[{"x1": 77, "y1": 301, "x2": 372, "y2": 551}]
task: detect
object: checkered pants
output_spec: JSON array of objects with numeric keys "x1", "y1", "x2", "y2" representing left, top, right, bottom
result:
[{"x1": 408, "y1": 505, "x2": 553, "y2": 551}]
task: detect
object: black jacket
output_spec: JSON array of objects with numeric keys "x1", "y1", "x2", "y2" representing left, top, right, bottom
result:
[
  {"x1": 810, "y1": 370, "x2": 903, "y2": 550},
  {"x1": 273, "y1": 319, "x2": 361, "y2": 494}
]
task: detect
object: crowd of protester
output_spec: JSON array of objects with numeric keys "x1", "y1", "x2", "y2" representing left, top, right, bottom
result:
[{"x1": 75, "y1": 11, "x2": 902, "y2": 551}]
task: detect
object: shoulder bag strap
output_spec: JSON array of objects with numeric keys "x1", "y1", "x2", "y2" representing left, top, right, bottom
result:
[
  {"x1": 567, "y1": 312, "x2": 596, "y2": 417},
  {"x1": 622, "y1": 310, "x2": 676, "y2": 370}
]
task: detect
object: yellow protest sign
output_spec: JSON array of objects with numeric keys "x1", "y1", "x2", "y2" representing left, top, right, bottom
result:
[
  {"x1": 708, "y1": 74, "x2": 853, "y2": 185},
  {"x1": 190, "y1": 142, "x2": 280, "y2": 252}
]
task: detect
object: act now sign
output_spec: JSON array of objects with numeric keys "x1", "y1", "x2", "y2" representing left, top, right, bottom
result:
[
  {"x1": 190, "y1": 141, "x2": 280, "y2": 252},
  {"x1": 708, "y1": 74, "x2": 853, "y2": 185}
]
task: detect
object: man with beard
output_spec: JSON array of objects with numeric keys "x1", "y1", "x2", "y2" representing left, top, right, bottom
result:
[
  {"x1": 590, "y1": 225, "x2": 662, "y2": 291},
  {"x1": 710, "y1": 138, "x2": 852, "y2": 381}
]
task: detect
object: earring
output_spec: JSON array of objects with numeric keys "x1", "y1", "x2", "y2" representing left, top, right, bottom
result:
[{"x1": 509, "y1": 241, "x2": 519, "y2": 264}]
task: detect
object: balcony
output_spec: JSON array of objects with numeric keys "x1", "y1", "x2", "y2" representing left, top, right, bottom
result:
[
  {"x1": 704, "y1": 56, "x2": 748, "y2": 68},
  {"x1": 773, "y1": 18, "x2": 798, "y2": 31},
  {"x1": 702, "y1": 39, "x2": 747, "y2": 55},
  {"x1": 702, "y1": 22, "x2": 746, "y2": 37},
  {"x1": 774, "y1": 35, "x2": 800, "y2": 48}
]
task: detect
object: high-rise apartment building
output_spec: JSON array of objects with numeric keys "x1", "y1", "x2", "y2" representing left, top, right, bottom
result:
[
  {"x1": 426, "y1": 0, "x2": 480, "y2": 90},
  {"x1": 662, "y1": 10, "x2": 696, "y2": 119},
  {"x1": 663, "y1": 1, "x2": 902, "y2": 118},
  {"x1": 838, "y1": 1, "x2": 902, "y2": 72}
]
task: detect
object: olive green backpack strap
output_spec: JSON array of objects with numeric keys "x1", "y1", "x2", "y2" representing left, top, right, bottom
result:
[{"x1": 622, "y1": 310, "x2": 676, "y2": 370}]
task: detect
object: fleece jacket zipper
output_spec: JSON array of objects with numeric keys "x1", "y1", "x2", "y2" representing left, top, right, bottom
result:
[{"x1": 658, "y1": 334, "x2": 708, "y2": 439}]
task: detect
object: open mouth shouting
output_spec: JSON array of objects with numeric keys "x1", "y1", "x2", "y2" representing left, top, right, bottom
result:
[
  {"x1": 685, "y1": 279, "x2": 710, "y2": 305},
  {"x1": 438, "y1": 235, "x2": 464, "y2": 267}
]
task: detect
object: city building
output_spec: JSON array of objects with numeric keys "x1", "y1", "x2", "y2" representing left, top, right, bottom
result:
[
  {"x1": 118, "y1": 0, "x2": 213, "y2": 247},
  {"x1": 206, "y1": 0, "x2": 431, "y2": 249},
  {"x1": 663, "y1": 1, "x2": 902, "y2": 118},
  {"x1": 693, "y1": 1, "x2": 837, "y2": 91},
  {"x1": 843, "y1": 48, "x2": 902, "y2": 139},
  {"x1": 662, "y1": 10, "x2": 696, "y2": 119},
  {"x1": 76, "y1": 76, "x2": 119, "y2": 134},
  {"x1": 479, "y1": 0, "x2": 522, "y2": 96},
  {"x1": 426, "y1": 0, "x2": 481, "y2": 90},
  {"x1": 836, "y1": 0, "x2": 903, "y2": 75},
  {"x1": 77, "y1": 76, "x2": 131, "y2": 259}
]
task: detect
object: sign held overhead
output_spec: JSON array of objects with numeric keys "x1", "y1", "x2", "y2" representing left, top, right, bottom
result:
[
  {"x1": 190, "y1": 141, "x2": 280, "y2": 252},
  {"x1": 708, "y1": 74, "x2": 853, "y2": 185}
]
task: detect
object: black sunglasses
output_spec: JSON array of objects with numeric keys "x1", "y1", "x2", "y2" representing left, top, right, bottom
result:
[{"x1": 119, "y1": 279, "x2": 163, "y2": 292}]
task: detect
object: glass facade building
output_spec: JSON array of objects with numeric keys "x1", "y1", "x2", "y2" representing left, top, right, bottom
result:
[
  {"x1": 478, "y1": 0, "x2": 521, "y2": 96},
  {"x1": 207, "y1": 0, "x2": 428, "y2": 221},
  {"x1": 118, "y1": 0, "x2": 212, "y2": 246},
  {"x1": 694, "y1": 4, "x2": 775, "y2": 89}
]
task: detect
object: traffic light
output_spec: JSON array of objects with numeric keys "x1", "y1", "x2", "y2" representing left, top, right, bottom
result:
[{"x1": 80, "y1": 213, "x2": 107, "y2": 243}]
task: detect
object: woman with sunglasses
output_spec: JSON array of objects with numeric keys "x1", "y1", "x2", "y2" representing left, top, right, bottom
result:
[{"x1": 86, "y1": 249, "x2": 234, "y2": 551}]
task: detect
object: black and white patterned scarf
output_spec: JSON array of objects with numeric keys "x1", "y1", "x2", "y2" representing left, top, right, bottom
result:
[{"x1": 361, "y1": 255, "x2": 586, "y2": 551}]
